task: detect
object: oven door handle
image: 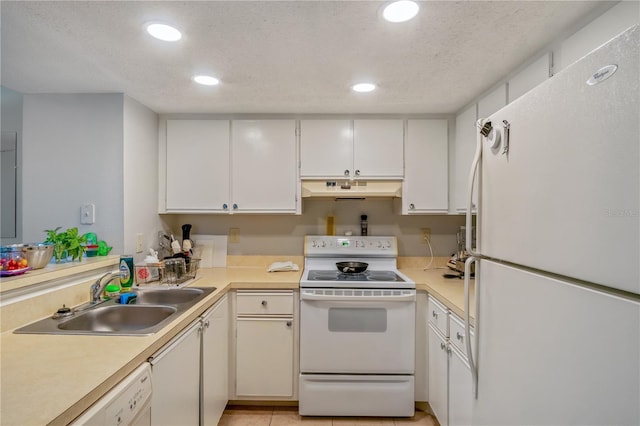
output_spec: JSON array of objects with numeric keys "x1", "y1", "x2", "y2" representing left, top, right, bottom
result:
[{"x1": 300, "y1": 290, "x2": 416, "y2": 303}]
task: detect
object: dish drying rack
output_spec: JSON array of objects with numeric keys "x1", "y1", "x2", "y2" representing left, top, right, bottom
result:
[{"x1": 133, "y1": 258, "x2": 201, "y2": 288}]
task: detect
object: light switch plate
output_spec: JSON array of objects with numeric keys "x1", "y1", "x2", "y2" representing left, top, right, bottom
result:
[{"x1": 81, "y1": 203, "x2": 95, "y2": 224}]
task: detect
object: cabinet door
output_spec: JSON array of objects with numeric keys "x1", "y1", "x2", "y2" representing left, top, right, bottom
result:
[
  {"x1": 236, "y1": 317, "x2": 294, "y2": 397},
  {"x1": 231, "y1": 120, "x2": 297, "y2": 212},
  {"x1": 300, "y1": 119, "x2": 353, "y2": 178},
  {"x1": 403, "y1": 119, "x2": 448, "y2": 213},
  {"x1": 448, "y1": 347, "x2": 473, "y2": 426},
  {"x1": 453, "y1": 104, "x2": 477, "y2": 213},
  {"x1": 353, "y1": 119, "x2": 404, "y2": 178},
  {"x1": 166, "y1": 120, "x2": 230, "y2": 212},
  {"x1": 414, "y1": 292, "x2": 429, "y2": 402},
  {"x1": 428, "y1": 324, "x2": 448, "y2": 426},
  {"x1": 150, "y1": 321, "x2": 201, "y2": 426},
  {"x1": 202, "y1": 295, "x2": 229, "y2": 426}
]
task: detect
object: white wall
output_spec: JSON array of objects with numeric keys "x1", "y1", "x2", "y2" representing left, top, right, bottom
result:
[
  {"x1": 123, "y1": 96, "x2": 167, "y2": 262},
  {"x1": 22, "y1": 94, "x2": 125, "y2": 251}
]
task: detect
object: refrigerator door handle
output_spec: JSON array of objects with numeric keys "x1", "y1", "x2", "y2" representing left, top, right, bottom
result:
[
  {"x1": 465, "y1": 255, "x2": 478, "y2": 399},
  {"x1": 466, "y1": 119, "x2": 485, "y2": 257}
]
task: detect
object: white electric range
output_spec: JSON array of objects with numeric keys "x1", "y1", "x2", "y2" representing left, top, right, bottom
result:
[{"x1": 299, "y1": 236, "x2": 416, "y2": 417}]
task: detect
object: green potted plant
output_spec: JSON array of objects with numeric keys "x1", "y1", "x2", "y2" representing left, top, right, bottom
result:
[{"x1": 44, "y1": 227, "x2": 87, "y2": 263}]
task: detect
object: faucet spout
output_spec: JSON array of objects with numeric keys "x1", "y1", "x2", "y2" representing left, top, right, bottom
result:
[{"x1": 90, "y1": 272, "x2": 123, "y2": 305}]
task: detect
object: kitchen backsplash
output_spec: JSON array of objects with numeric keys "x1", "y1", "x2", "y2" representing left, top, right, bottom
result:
[{"x1": 163, "y1": 199, "x2": 464, "y2": 257}]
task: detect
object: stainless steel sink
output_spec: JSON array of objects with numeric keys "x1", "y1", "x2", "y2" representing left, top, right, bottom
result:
[
  {"x1": 132, "y1": 288, "x2": 205, "y2": 305},
  {"x1": 14, "y1": 286, "x2": 217, "y2": 336},
  {"x1": 57, "y1": 305, "x2": 177, "y2": 333}
]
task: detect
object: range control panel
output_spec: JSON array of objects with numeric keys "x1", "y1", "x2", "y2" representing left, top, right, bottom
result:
[{"x1": 304, "y1": 236, "x2": 397, "y2": 257}]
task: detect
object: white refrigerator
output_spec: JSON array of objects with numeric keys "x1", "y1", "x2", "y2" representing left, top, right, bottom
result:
[{"x1": 464, "y1": 24, "x2": 639, "y2": 425}]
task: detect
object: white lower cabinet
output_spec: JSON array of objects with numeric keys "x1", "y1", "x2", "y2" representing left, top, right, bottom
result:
[
  {"x1": 233, "y1": 290, "x2": 296, "y2": 399},
  {"x1": 428, "y1": 324, "x2": 449, "y2": 426},
  {"x1": 427, "y1": 295, "x2": 474, "y2": 426},
  {"x1": 150, "y1": 321, "x2": 202, "y2": 426},
  {"x1": 150, "y1": 295, "x2": 230, "y2": 426},
  {"x1": 448, "y1": 345, "x2": 473, "y2": 426},
  {"x1": 236, "y1": 318, "x2": 294, "y2": 396},
  {"x1": 202, "y1": 295, "x2": 229, "y2": 425}
]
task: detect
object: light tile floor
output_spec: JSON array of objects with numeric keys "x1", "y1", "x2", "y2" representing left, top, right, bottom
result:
[{"x1": 219, "y1": 406, "x2": 437, "y2": 426}]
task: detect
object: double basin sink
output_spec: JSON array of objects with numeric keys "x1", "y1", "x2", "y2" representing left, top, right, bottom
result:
[{"x1": 15, "y1": 287, "x2": 216, "y2": 336}]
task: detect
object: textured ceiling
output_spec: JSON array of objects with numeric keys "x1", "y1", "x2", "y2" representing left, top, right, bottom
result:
[{"x1": 1, "y1": 1, "x2": 611, "y2": 114}]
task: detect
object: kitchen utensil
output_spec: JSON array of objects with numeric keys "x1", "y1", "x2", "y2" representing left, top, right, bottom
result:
[
  {"x1": 170, "y1": 235, "x2": 181, "y2": 254},
  {"x1": 336, "y1": 261, "x2": 368, "y2": 273},
  {"x1": 181, "y1": 224, "x2": 193, "y2": 253}
]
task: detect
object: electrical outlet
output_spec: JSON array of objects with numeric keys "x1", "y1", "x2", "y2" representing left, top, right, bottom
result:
[
  {"x1": 421, "y1": 228, "x2": 431, "y2": 244},
  {"x1": 229, "y1": 228, "x2": 240, "y2": 244},
  {"x1": 136, "y1": 233, "x2": 144, "y2": 253}
]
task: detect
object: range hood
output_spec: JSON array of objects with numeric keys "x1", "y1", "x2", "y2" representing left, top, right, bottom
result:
[{"x1": 301, "y1": 180, "x2": 402, "y2": 199}]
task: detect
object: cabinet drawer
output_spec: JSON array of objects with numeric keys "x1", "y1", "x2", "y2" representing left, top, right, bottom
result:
[
  {"x1": 237, "y1": 291, "x2": 294, "y2": 315},
  {"x1": 427, "y1": 296, "x2": 449, "y2": 337},
  {"x1": 449, "y1": 313, "x2": 474, "y2": 358}
]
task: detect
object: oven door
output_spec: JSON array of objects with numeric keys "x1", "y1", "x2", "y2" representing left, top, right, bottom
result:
[{"x1": 300, "y1": 288, "x2": 415, "y2": 374}]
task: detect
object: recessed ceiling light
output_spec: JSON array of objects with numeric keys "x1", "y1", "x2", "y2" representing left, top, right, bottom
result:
[
  {"x1": 382, "y1": 1, "x2": 419, "y2": 23},
  {"x1": 146, "y1": 23, "x2": 182, "y2": 42},
  {"x1": 352, "y1": 83, "x2": 376, "y2": 93},
  {"x1": 193, "y1": 75, "x2": 220, "y2": 86}
]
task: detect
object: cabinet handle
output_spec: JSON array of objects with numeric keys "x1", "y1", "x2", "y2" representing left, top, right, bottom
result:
[
  {"x1": 205, "y1": 320, "x2": 211, "y2": 329},
  {"x1": 261, "y1": 300, "x2": 267, "y2": 306},
  {"x1": 447, "y1": 347, "x2": 452, "y2": 355},
  {"x1": 440, "y1": 342, "x2": 446, "y2": 350},
  {"x1": 344, "y1": 170, "x2": 350, "y2": 177},
  {"x1": 432, "y1": 311, "x2": 438, "y2": 319},
  {"x1": 286, "y1": 321, "x2": 292, "y2": 327},
  {"x1": 409, "y1": 203, "x2": 415, "y2": 210},
  {"x1": 456, "y1": 332, "x2": 463, "y2": 341},
  {"x1": 233, "y1": 203, "x2": 238, "y2": 210},
  {"x1": 223, "y1": 203, "x2": 228, "y2": 210},
  {"x1": 355, "y1": 169, "x2": 360, "y2": 176}
]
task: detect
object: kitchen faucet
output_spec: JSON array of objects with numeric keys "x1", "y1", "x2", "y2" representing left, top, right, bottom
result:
[{"x1": 90, "y1": 271, "x2": 123, "y2": 305}]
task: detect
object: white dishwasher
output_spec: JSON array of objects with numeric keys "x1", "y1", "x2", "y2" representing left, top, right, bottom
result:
[{"x1": 71, "y1": 363, "x2": 152, "y2": 426}]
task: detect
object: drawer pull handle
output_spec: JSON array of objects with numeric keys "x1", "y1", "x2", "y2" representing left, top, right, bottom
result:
[
  {"x1": 456, "y1": 332, "x2": 463, "y2": 341},
  {"x1": 261, "y1": 300, "x2": 267, "y2": 306},
  {"x1": 432, "y1": 311, "x2": 438, "y2": 319},
  {"x1": 440, "y1": 342, "x2": 446, "y2": 350}
]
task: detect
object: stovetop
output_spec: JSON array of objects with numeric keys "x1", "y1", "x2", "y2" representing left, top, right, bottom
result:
[
  {"x1": 301, "y1": 236, "x2": 415, "y2": 289},
  {"x1": 306, "y1": 270, "x2": 406, "y2": 282}
]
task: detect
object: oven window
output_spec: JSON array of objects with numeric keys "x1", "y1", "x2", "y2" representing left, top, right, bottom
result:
[{"x1": 327, "y1": 308, "x2": 387, "y2": 332}]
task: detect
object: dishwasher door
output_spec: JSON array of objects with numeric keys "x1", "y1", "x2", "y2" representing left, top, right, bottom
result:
[{"x1": 71, "y1": 363, "x2": 152, "y2": 426}]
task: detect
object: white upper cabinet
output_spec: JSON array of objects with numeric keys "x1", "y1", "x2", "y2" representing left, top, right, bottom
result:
[
  {"x1": 300, "y1": 119, "x2": 404, "y2": 179},
  {"x1": 299, "y1": 119, "x2": 352, "y2": 178},
  {"x1": 402, "y1": 119, "x2": 448, "y2": 214},
  {"x1": 231, "y1": 120, "x2": 298, "y2": 213},
  {"x1": 166, "y1": 119, "x2": 230, "y2": 212},
  {"x1": 165, "y1": 119, "x2": 298, "y2": 214},
  {"x1": 453, "y1": 104, "x2": 478, "y2": 213},
  {"x1": 353, "y1": 119, "x2": 404, "y2": 178}
]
